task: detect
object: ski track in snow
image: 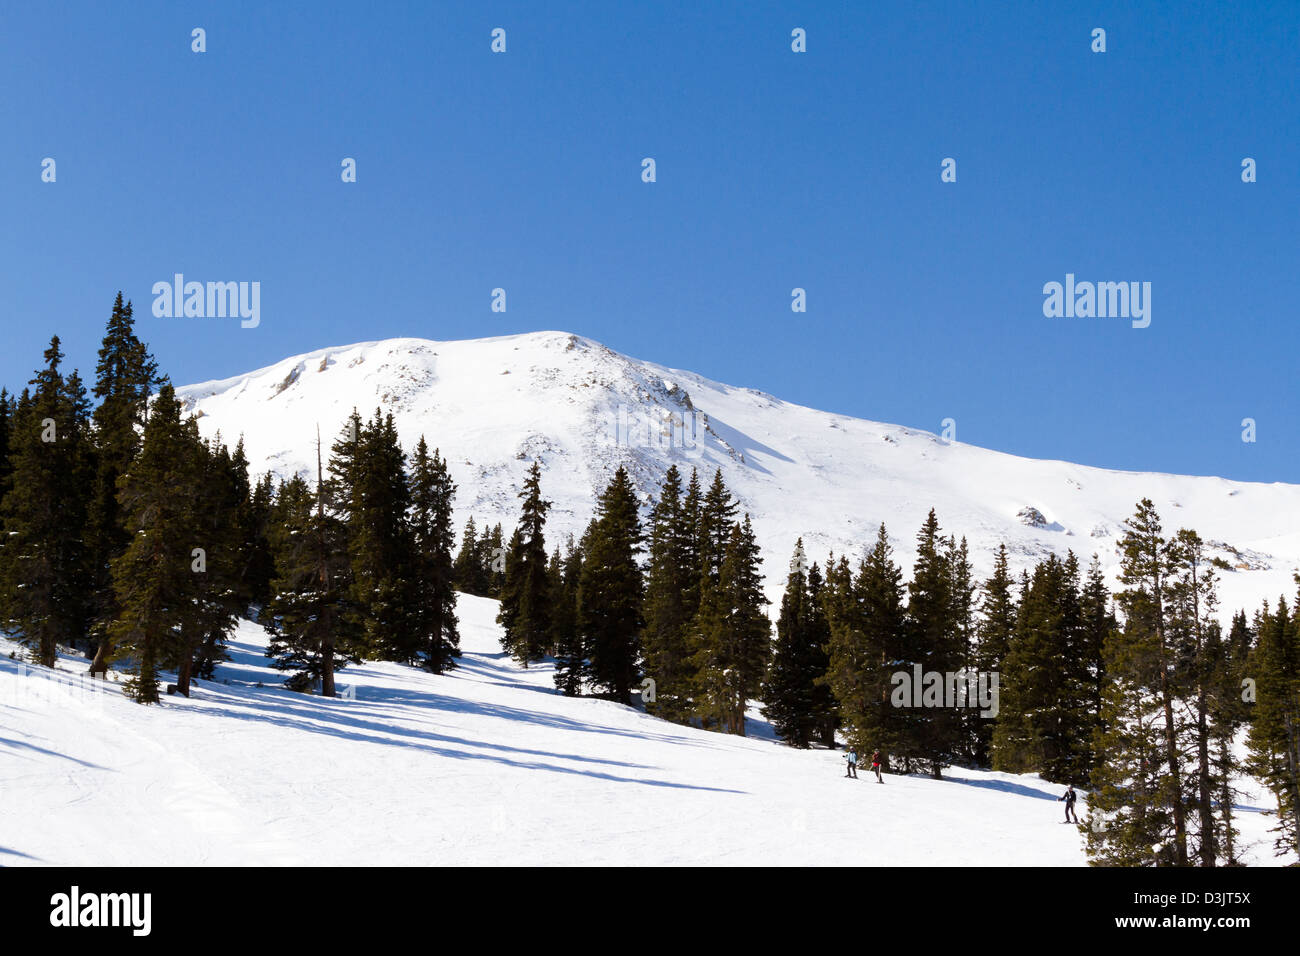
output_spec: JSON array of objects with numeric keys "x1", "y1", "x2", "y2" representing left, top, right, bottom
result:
[{"x1": 0, "y1": 594, "x2": 1287, "y2": 866}]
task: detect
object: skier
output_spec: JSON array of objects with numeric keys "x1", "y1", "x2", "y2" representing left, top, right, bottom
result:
[
  {"x1": 871, "y1": 750, "x2": 883, "y2": 784},
  {"x1": 1059, "y1": 784, "x2": 1079, "y2": 823},
  {"x1": 844, "y1": 748, "x2": 858, "y2": 779}
]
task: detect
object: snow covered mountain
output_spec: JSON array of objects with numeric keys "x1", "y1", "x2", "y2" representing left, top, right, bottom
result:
[{"x1": 177, "y1": 331, "x2": 1300, "y2": 617}]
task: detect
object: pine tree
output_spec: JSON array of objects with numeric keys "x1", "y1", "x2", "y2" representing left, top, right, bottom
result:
[
  {"x1": 551, "y1": 539, "x2": 584, "y2": 695},
  {"x1": 107, "y1": 385, "x2": 204, "y2": 703},
  {"x1": 483, "y1": 523, "x2": 506, "y2": 597},
  {"x1": 1246, "y1": 588, "x2": 1300, "y2": 859},
  {"x1": 409, "y1": 438, "x2": 459, "y2": 673},
  {"x1": 948, "y1": 536, "x2": 978, "y2": 763},
  {"x1": 486, "y1": 522, "x2": 504, "y2": 598},
  {"x1": 825, "y1": 525, "x2": 907, "y2": 769},
  {"x1": 690, "y1": 516, "x2": 769, "y2": 734},
  {"x1": 642, "y1": 465, "x2": 698, "y2": 721},
  {"x1": 262, "y1": 428, "x2": 364, "y2": 695},
  {"x1": 0, "y1": 389, "x2": 12, "y2": 505},
  {"x1": 1074, "y1": 555, "x2": 1114, "y2": 781},
  {"x1": 0, "y1": 338, "x2": 93, "y2": 667},
  {"x1": 321, "y1": 410, "x2": 418, "y2": 662},
  {"x1": 906, "y1": 509, "x2": 958, "y2": 777},
  {"x1": 181, "y1": 436, "x2": 249, "y2": 690},
  {"x1": 763, "y1": 540, "x2": 835, "y2": 747},
  {"x1": 497, "y1": 462, "x2": 551, "y2": 664},
  {"x1": 973, "y1": 544, "x2": 1017, "y2": 766},
  {"x1": 86, "y1": 294, "x2": 164, "y2": 676},
  {"x1": 993, "y1": 552, "x2": 1087, "y2": 782},
  {"x1": 497, "y1": 525, "x2": 525, "y2": 651},
  {"x1": 1088, "y1": 500, "x2": 1189, "y2": 865},
  {"x1": 696, "y1": 469, "x2": 737, "y2": 588},
  {"x1": 1209, "y1": 611, "x2": 1253, "y2": 864},
  {"x1": 242, "y1": 469, "x2": 278, "y2": 610},
  {"x1": 1165, "y1": 528, "x2": 1223, "y2": 865},
  {"x1": 579, "y1": 467, "x2": 644, "y2": 703},
  {"x1": 453, "y1": 517, "x2": 485, "y2": 596}
]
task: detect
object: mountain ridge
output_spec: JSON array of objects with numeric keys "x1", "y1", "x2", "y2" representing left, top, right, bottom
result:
[{"x1": 176, "y1": 331, "x2": 1300, "y2": 618}]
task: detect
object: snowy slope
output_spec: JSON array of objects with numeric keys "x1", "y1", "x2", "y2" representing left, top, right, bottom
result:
[
  {"x1": 176, "y1": 332, "x2": 1300, "y2": 619},
  {"x1": 1, "y1": 596, "x2": 1284, "y2": 866}
]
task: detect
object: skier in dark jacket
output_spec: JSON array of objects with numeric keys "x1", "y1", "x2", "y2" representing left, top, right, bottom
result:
[
  {"x1": 844, "y1": 749, "x2": 858, "y2": 778},
  {"x1": 1059, "y1": 784, "x2": 1079, "y2": 823},
  {"x1": 871, "y1": 750, "x2": 883, "y2": 783}
]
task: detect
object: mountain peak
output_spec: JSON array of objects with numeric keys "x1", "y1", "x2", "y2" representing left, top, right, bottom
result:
[{"x1": 178, "y1": 334, "x2": 1300, "y2": 617}]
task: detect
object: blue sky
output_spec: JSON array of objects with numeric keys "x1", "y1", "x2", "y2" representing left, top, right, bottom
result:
[{"x1": 2, "y1": 0, "x2": 1296, "y2": 481}]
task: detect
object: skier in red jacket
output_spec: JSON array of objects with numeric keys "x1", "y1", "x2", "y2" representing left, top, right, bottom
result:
[{"x1": 871, "y1": 750, "x2": 883, "y2": 783}]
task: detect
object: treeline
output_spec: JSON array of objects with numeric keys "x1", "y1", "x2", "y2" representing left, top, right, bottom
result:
[
  {"x1": 490, "y1": 463, "x2": 771, "y2": 734},
  {"x1": 0, "y1": 294, "x2": 461, "y2": 701},
  {"x1": 498, "y1": 452, "x2": 1299, "y2": 864},
  {"x1": 759, "y1": 499, "x2": 1299, "y2": 865}
]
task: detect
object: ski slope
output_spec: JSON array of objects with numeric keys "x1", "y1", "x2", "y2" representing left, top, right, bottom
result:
[
  {"x1": 0, "y1": 595, "x2": 1286, "y2": 867},
  {"x1": 177, "y1": 332, "x2": 1300, "y2": 622}
]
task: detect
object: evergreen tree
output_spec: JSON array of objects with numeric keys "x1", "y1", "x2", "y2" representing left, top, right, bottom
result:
[
  {"x1": 696, "y1": 469, "x2": 737, "y2": 588},
  {"x1": 1074, "y1": 555, "x2": 1114, "y2": 781},
  {"x1": 993, "y1": 552, "x2": 1085, "y2": 781},
  {"x1": 763, "y1": 540, "x2": 835, "y2": 747},
  {"x1": 690, "y1": 516, "x2": 769, "y2": 734},
  {"x1": 497, "y1": 525, "x2": 525, "y2": 650},
  {"x1": 1088, "y1": 500, "x2": 1189, "y2": 865},
  {"x1": 906, "y1": 509, "x2": 959, "y2": 777},
  {"x1": 1165, "y1": 528, "x2": 1224, "y2": 866},
  {"x1": 948, "y1": 536, "x2": 978, "y2": 763},
  {"x1": 86, "y1": 294, "x2": 164, "y2": 675},
  {"x1": 262, "y1": 429, "x2": 364, "y2": 695},
  {"x1": 1209, "y1": 611, "x2": 1253, "y2": 864},
  {"x1": 497, "y1": 462, "x2": 551, "y2": 664},
  {"x1": 1246, "y1": 589, "x2": 1300, "y2": 859},
  {"x1": 323, "y1": 410, "x2": 417, "y2": 662},
  {"x1": 242, "y1": 470, "x2": 278, "y2": 609},
  {"x1": 551, "y1": 539, "x2": 584, "y2": 695},
  {"x1": 0, "y1": 338, "x2": 93, "y2": 667},
  {"x1": 483, "y1": 523, "x2": 507, "y2": 597},
  {"x1": 0, "y1": 389, "x2": 12, "y2": 505},
  {"x1": 409, "y1": 438, "x2": 459, "y2": 673},
  {"x1": 453, "y1": 517, "x2": 486, "y2": 596},
  {"x1": 642, "y1": 465, "x2": 698, "y2": 721},
  {"x1": 973, "y1": 544, "x2": 1017, "y2": 766},
  {"x1": 107, "y1": 385, "x2": 204, "y2": 703},
  {"x1": 182, "y1": 436, "x2": 250, "y2": 690},
  {"x1": 824, "y1": 525, "x2": 907, "y2": 769},
  {"x1": 579, "y1": 467, "x2": 644, "y2": 703}
]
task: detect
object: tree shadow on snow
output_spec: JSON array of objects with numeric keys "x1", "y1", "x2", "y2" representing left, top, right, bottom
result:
[
  {"x1": 0, "y1": 845, "x2": 43, "y2": 863},
  {"x1": 938, "y1": 775, "x2": 1062, "y2": 802},
  {"x1": 0, "y1": 736, "x2": 111, "y2": 770},
  {"x1": 188, "y1": 685, "x2": 746, "y2": 795}
]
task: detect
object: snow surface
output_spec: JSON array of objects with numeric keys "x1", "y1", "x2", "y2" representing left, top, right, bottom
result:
[
  {"x1": 176, "y1": 331, "x2": 1300, "y2": 622},
  {"x1": 1, "y1": 595, "x2": 1286, "y2": 867}
]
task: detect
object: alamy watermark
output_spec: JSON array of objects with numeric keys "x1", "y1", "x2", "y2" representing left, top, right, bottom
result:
[
  {"x1": 612, "y1": 403, "x2": 698, "y2": 451},
  {"x1": 1042, "y1": 273, "x2": 1150, "y2": 329},
  {"x1": 891, "y1": 666, "x2": 999, "y2": 718},
  {"x1": 1, "y1": 661, "x2": 110, "y2": 711},
  {"x1": 152, "y1": 274, "x2": 260, "y2": 328},
  {"x1": 50, "y1": 886, "x2": 151, "y2": 936}
]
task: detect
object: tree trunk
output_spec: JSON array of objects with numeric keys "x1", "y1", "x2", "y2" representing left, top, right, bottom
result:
[
  {"x1": 321, "y1": 632, "x2": 336, "y2": 698},
  {"x1": 176, "y1": 651, "x2": 193, "y2": 698},
  {"x1": 1218, "y1": 736, "x2": 1236, "y2": 865},
  {"x1": 1196, "y1": 690, "x2": 1214, "y2": 866},
  {"x1": 1154, "y1": 567, "x2": 1188, "y2": 865},
  {"x1": 89, "y1": 638, "x2": 111, "y2": 677}
]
